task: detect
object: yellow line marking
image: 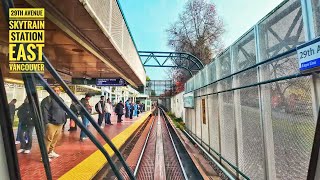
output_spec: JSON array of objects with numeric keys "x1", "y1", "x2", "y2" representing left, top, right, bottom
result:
[{"x1": 59, "y1": 112, "x2": 151, "y2": 180}]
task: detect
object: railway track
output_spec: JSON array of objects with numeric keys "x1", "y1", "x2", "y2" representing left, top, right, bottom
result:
[
  {"x1": 102, "y1": 108, "x2": 202, "y2": 180},
  {"x1": 135, "y1": 108, "x2": 186, "y2": 180}
]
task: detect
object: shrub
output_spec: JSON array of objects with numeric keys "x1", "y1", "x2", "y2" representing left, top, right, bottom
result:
[{"x1": 175, "y1": 117, "x2": 183, "y2": 122}]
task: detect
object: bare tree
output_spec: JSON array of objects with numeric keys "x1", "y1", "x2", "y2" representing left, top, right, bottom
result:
[
  {"x1": 167, "y1": 0, "x2": 224, "y2": 65},
  {"x1": 166, "y1": 0, "x2": 224, "y2": 93}
]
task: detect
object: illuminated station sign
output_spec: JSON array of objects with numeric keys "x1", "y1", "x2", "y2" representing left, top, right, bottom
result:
[
  {"x1": 96, "y1": 78, "x2": 127, "y2": 86},
  {"x1": 71, "y1": 78, "x2": 127, "y2": 86}
]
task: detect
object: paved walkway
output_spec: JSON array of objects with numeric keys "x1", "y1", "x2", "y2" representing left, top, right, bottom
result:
[{"x1": 15, "y1": 112, "x2": 148, "y2": 180}]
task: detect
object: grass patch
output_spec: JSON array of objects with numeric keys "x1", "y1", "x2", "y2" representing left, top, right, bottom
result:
[{"x1": 167, "y1": 112, "x2": 185, "y2": 131}]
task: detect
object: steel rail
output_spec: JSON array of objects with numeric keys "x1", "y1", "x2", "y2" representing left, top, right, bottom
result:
[
  {"x1": 160, "y1": 108, "x2": 188, "y2": 180},
  {"x1": 133, "y1": 115, "x2": 156, "y2": 176}
]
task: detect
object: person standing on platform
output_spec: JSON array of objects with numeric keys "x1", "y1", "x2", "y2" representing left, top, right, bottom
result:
[
  {"x1": 80, "y1": 93, "x2": 92, "y2": 141},
  {"x1": 43, "y1": 86, "x2": 67, "y2": 160},
  {"x1": 68, "y1": 101, "x2": 80, "y2": 131},
  {"x1": 40, "y1": 95, "x2": 53, "y2": 134},
  {"x1": 115, "y1": 100, "x2": 124, "y2": 123},
  {"x1": 137, "y1": 102, "x2": 141, "y2": 117},
  {"x1": 133, "y1": 102, "x2": 138, "y2": 117},
  {"x1": 125, "y1": 99, "x2": 130, "y2": 118},
  {"x1": 104, "y1": 98, "x2": 113, "y2": 125},
  {"x1": 140, "y1": 103, "x2": 144, "y2": 113},
  {"x1": 8, "y1": 99, "x2": 19, "y2": 144},
  {"x1": 142, "y1": 103, "x2": 145, "y2": 112},
  {"x1": 129, "y1": 102, "x2": 134, "y2": 119},
  {"x1": 96, "y1": 96, "x2": 105, "y2": 128},
  {"x1": 8, "y1": 99, "x2": 17, "y2": 124},
  {"x1": 15, "y1": 99, "x2": 29, "y2": 145},
  {"x1": 16, "y1": 97, "x2": 34, "y2": 154}
]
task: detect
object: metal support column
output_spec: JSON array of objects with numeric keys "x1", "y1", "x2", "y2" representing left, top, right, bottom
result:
[
  {"x1": 255, "y1": 24, "x2": 276, "y2": 180},
  {"x1": 231, "y1": 45, "x2": 241, "y2": 178}
]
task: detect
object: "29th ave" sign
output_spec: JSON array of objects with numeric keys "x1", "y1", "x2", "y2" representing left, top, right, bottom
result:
[{"x1": 297, "y1": 37, "x2": 320, "y2": 72}]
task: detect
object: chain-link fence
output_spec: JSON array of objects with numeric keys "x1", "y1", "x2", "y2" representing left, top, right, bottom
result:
[{"x1": 183, "y1": 0, "x2": 319, "y2": 179}]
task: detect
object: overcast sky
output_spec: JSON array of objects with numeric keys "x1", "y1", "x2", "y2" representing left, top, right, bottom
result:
[{"x1": 118, "y1": 0, "x2": 283, "y2": 80}]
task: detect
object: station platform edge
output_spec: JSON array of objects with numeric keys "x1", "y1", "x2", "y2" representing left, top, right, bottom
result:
[{"x1": 58, "y1": 112, "x2": 151, "y2": 180}]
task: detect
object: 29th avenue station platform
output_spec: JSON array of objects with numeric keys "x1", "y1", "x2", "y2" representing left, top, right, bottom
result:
[
  {"x1": 2, "y1": 0, "x2": 320, "y2": 180},
  {"x1": 19, "y1": 113, "x2": 151, "y2": 180}
]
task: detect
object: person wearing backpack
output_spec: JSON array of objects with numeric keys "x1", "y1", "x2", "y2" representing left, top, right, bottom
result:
[
  {"x1": 17, "y1": 97, "x2": 34, "y2": 154},
  {"x1": 40, "y1": 95, "x2": 52, "y2": 134},
  {"x1": 115, "y1": 100, "x2": 124, "y2": 123},
  {"x1": 95, "y1": 96, "x2": 105, "y2": 128},
  {"x1": 68, "y1": 101, "x2": 80, "y2": 131},
  {"x1": 42, "y1": 86, "x2": 67, "y2": 161}
]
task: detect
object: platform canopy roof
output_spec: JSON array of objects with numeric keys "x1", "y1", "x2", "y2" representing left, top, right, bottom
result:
[{"x1": 0, "y1": 0, "x2": 146, "y2": 88}]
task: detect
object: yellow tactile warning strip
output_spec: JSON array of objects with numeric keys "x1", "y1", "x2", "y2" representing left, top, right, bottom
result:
[{"x1": 59, "y1": 112, "x2": 151, "y2": 180}]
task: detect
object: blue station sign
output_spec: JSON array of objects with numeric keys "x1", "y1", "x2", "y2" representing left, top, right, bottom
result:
[
  {"x1": 96, "y1": 78, "x2": 127, "y2": 86},
  {"x1": 297, "y1": 37, "x2": 320, "y2": 72}
]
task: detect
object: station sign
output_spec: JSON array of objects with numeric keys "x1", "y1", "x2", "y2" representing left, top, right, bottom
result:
[
  {"x1": 8, "y1": 8, "x2": 45, "y2": 73},
  {"x1": 297, "y1": 37, "x2": 320, "y2": 72},
  {"x1": 71, "y1": 78, "x2": 96, "y2": 85},
  {"x1": 96, "y1": 78, "x2": 127, "y2": 86},
  {"x1": 183, "y1": 91, "x2": 194, "y2": 108}
]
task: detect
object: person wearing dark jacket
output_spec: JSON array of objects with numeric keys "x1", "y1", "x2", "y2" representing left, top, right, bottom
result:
[
  {"x1": 125, "y1": 99, "x2": 130, "y2": 118},
  {"x1": 97, "y1": 96, "x2": 105, "y2": 127},
  {"x1": 8, "y1": 99, "x2": 17, "y2": 123},
  {"x1": 129, "y1": 102, "x2": 134, "y2": 119},
  {"x1": 8, "y1": 99, "x2": 21, "y2": 144},
  {"x1": 80, "y1": 93, "x2": 92, "y2": 141},
  {"x1": 68, "y1": 101, "x2": 80, "y2": 131},
  {"x1": 43, "y1": 87, "x2": 67, "y2": 161},
  {"x1": 40, "y1": 96, "x2": 52, "y2": 134},
  {"x1": 115, "y1": 101, "x2": 124, "y2": 123},
  {"x1": 16, "y1": 98, "x2": 34, "y2": 154}
]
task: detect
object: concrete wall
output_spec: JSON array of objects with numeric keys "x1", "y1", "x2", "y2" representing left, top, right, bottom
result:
[{"x1": 170, "y1": 91, "x2": 184, "y2": 120}]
